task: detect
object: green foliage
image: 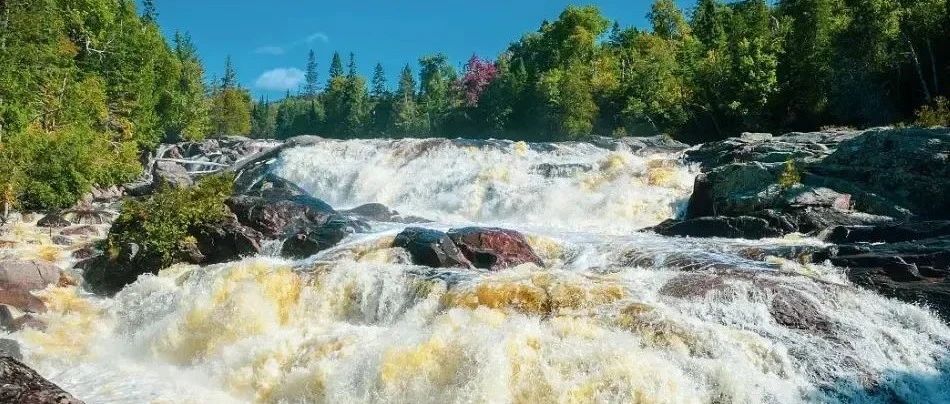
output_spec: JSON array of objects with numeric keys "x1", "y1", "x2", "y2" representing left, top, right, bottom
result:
[
  {"x1": 915, "y1": 97, "x2": 950, "y2": 127},
  {"x1": 778, "y1": 159, "x2": 802, "y2": 189},
  {"x1": 210, "y1": 88, "x2": 252, "y2": 136},
  {"x1": 106, "y1": 175, "x2": 234, "y2": 267}
]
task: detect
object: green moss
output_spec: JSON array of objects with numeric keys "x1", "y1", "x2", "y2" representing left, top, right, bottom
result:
[{"x1": 105, "y1": 174, "x2": 234, "y2": 268}]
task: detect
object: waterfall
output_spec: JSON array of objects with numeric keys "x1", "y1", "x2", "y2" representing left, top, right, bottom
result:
[{"x1": 8, "y1": 138, "x2": 950, "y2": 403}]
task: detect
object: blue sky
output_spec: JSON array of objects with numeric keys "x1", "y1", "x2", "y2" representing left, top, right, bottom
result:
[{"x1": 148, "y1": 1, "x2": 695, "y2": 99}]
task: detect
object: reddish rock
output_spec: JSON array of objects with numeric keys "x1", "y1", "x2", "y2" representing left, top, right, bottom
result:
[
  {"x1": 447, "y1": 227, "x2": 544, "y2": 270},
  {"x1": 0, "y1": 290, "x2": 46, "y2": 314},
  {"x1": 393, "y1": 227, "x2": 473, "y2": 269},
  {"x1": 0, "y1": 260, "x2": 60, "y2": 292}
]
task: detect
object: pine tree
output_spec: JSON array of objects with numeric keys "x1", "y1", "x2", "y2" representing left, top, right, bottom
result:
[
  {"x1": 221, "y1": 55, "x2": 238, "y2": 89},
  {"x1": 304, "y1": 50, "x2": 319, "y2": 98},
  {"x1": 142, "y1": 0, "x2": 157, "y2": 22},
  {"x1": 328, "y1": 52, "x2": 343, "y2": 82},
  {"x1": 371, "y1": 62, "x2": 387, "y2": 98}
]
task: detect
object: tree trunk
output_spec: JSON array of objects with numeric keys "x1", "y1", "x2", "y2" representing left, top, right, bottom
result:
[
  {"x1": 927, "y1": 39, "x2": 939, "y2": 95},
  {"x1": 904, "y1": 33, "x2": 932, "y2": 103}
]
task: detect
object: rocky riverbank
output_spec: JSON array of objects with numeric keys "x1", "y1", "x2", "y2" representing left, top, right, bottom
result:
[{"x1": 652, "y1": 127, "x2": 950, "y2": 320}]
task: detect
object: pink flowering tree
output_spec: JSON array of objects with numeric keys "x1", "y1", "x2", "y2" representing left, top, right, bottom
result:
[{"x1": 460, "y1": 55, "x2": 498, "y2": 107}]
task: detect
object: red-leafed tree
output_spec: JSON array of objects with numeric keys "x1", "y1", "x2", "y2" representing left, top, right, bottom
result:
[{"x1": 460, "y1": 55, "x2": 498, "y2": 107}]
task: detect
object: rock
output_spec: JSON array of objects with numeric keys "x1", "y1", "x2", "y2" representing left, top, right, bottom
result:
[
  {"x1": 152, "y1": 161, "x2": 194, "y2": 190},
  {"x1": 446, "y1": 227, "x2": 544, "y2": 270},
  {"x1": 685, "y1": 130, "x2": 858, "y2": 169},
  {"x1": 822, "y1": 220, "x2": 950, "y2": 244},
  {"x1": 59, "y1": 226, "x2": 100, "y2": 237},
  {"x1": 392, "y1": 227, "x2": 473, "y2": 269},
  {"x1": 70, "y1": 245, "x2": 97, "y2": 260},
  {"x1": 529, "y1": 163, "x2": 592, "y2": 178},
  {"x1": 0, "y1": 356, "x2": 84, "y2": 404},
  {"x1": 36, "y1": 214, "x2": 70, "y2": 229},
  {"x1": 11, "y1": 314, "x2": 46, "y2": 332},
  {"x1": 0, "y1": 305, "x2": 13, "y2": 330},
  {"x1": 226, "y1": 194, "x2": 336, "y2": 239},
  {"x1": 0, "y1": 339, "x2": 21, "y2": 360},
  {"x1": 812, "y1": 127, "x2": 950, "y2": 219},
  {"x1": 0, "y1": 260, "x2": 61, "y2": 292},
  {"x1": 0, "y1": 290, "x2": 46, "y2": 313},
  {"x1": 192, "y1": 215, "x2": 262, "y2": 264},
  {"x1": 79, "y1": 242, "x2": 161, "y2": 296},
  {"x1": 813, "y1": 236, "x2": 950, "y2": 321},
  {"x1": 341, "y1": 203, "x2": 429, "y2": 224},
  {"x1": 768, "y1": 288, "x2": 832, "y2": 334},
  {"x1": 280, "y1": 216, "x2": 355, "y2": 258},
  {"x1": 652, "y1": 216, "x2": 784, "y2": 239}
]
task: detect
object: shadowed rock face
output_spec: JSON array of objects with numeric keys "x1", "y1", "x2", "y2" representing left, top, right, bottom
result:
[
  {"x1": 447, "y1": 227, "x2": 544, "y2": 270},
  {"x1": 393, "y1": 227, "x2": 473, "y2": 269},
  {"x1": 0, "y1": 356, "x2": 84, "y2": 404}
]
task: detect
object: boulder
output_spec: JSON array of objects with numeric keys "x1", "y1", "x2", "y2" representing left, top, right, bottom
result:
[
  {"x1": 192, "y1": 215, "x2": 262, "y2": 263},
  {"x1": 822, "y1": 220, "x2": 950, "y2": 244},
  {"x1": 0, "y1": 305, "x2": 12, "y2": 330},
  {"x1": 226, "y1": 194, "x2": 336, "y2": 239},
  {"x1": 79, "y1": 243, "x2": 158, "y2": 296},
  {"x1": 392, "y1": 227, "x2": 472, "y2": 269},
  {"x1": 0, "y1": 260, "x2": 60, "y2": 292},
  {"x1": 36, "y1": 214, "x2": 70, "y2": 229},
  {"x1": 59, "y1": 226, "x2": 101, "y2": 237},
  {"x1": 0, "y1": 356, "x2": 84, "y2": 404},
  {"x1": 0, "y1": 339, "x2": 21, "y2": 360},
  {"x1": 447, "y1": 227, "x2": 544, "y2": 270},
  {"x1": 0, "y1": 290, "x2": 46, "y2": 314},
  {"x1": 652, "y1": 216, "x2": 784, "y2": 240},
  {"x1": 152, "y1": 161, "x2": 194, "y2": 190},
  {"x1": 340, "y1": 203, "x2": 429, "y2": 224},
  {"x1": 280, "y1": 216, "x2": 355, "y2": 259},
  {"x1": 685, "y1": 130, "x2": 857, "y2": 170},
  {"x1": 812, "y1": 127, "x2": 950, "y2": 219}
]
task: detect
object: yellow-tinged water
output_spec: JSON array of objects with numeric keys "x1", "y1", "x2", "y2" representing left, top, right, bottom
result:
[{"x1": 2, "y1": 138, "x2": 949, "y2": 403}]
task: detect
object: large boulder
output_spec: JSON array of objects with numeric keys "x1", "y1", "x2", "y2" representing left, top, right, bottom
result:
[
  {"x1": 152, "y1": 161, "x2": 193, "y2": 190},
  {"x1": 226, "y1": 194, "x2": 336, "y2": 239},
  {"x1": 447, "y1": 227, "x2": 544, "y2": 270},
  {"x1": 685, "y1": 130, "x2": 858, "y2": 170},
  {"x1": 0, "y1": 356, "x2": 84, "y2": 404},
  {"x1": 392, "y1": 227, "x2": 473, "y2": 269},
  {"x1": 0, "y1": 260, "x2": 60, "y2": 292},
  {"x1": 192, "y1": 215, "x2": 263, "y2": 263},
  {"x1": 812, "y1": 127, "x2": 950, "y2": 219}
]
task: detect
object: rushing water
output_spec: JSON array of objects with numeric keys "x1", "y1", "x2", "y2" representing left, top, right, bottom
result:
[{"x1": 6, "y1": 138, "x2": 950, "y2": 403}]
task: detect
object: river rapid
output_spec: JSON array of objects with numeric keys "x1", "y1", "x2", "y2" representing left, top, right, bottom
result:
[{"x1": 5, "y1": 138, "x2": 950, "y2": 403}]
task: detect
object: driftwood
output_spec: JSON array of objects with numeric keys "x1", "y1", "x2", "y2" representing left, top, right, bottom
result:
[{"x1": 0, "y1": 356, "x2": 83, "y2": 404}]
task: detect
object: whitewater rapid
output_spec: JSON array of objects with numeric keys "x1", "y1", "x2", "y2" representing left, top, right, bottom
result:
[{"x1": 5, "y1": 138, "x2": 950, "y2": 403}]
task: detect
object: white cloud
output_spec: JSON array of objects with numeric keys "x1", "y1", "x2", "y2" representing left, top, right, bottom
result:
[
  {"x1": 255, "y1": 68, "x2": 305, "y2": 91},
  {"x1": 305, "y1": 32, "x2": 330, "y2": 43},
  {"x1": 254, "y1": 46, "x2": 285, "y2": 55}
]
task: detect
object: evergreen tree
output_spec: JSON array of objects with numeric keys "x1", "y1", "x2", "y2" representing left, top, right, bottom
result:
[
  {"x1": 221, "y1": 55, "x2": 238, "y2": 89},
  {"x1": 304, "y1": 50, "x2": 319, "y2": 98},
  {"x1": 329, "y1": 52, "x2": 344, "y2": 81},
  {"x1": 371, "y1": 63, "x2": 388, "y2": 98}
]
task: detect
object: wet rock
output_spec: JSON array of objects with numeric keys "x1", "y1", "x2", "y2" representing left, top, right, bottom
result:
[
  {"x1": 70, "y1": 245, "x2": 98, "y2": 260},
  {"x1": 652, "y1": 216, "x2": 784, "y2": 239},
  {"x1": 0, "y1": 356, "x2": 84, "y2": 404},
  {"x1": 822, "y1": 220, "x2": 950, "y2": 244},
  {"x1": 530, "y1": 163, "x2": 592, "y2": 178},
  {"x1": 11, "y1": 314, "x2": 46, "y2": 332},
  {"x1": 393, "y1": 227, "x2": 472, "y2": 269},
  {"x1": 814, "y1": 236, "x2": 950, "y2": 321},
  {"x1": 0, "y1": 260, "x2": 61, "y2": 292},
  {"x1": 59, "y1": 226, "x2": 101, "y2": 237},
  {"x1": 768, "y1": 288, "x2": 832, "y2": 334},
  {"x1": 280, "y1": 216, "x2": 356, "y2": 258},
  {"x1": 341, "y1": 203, "x2": 429, "y2": 224},
  {"x1": 192, "y1": 215, "x2": 262, "y2": 263},
  {"x1": 0, "y1": 339, "x2": 21, "y2": 360},
  {"x1": 0, "y1": 305, "x2": 13, "y2": 330},
  {"x1": 226, "y1": 194, "x2": 336, "y2": 239},
  {"x1": 447, "y1": 227, "x2": 544, "y2": 270},
  {"x1": 79, "y1": 242, "x2": 161, "y2": 296},
  {"x1": 0, "y1": 290, "x2": 46, "y2": 314},
  {"x1": 659, "y1": 273, "x2": 731, "y2": 298},
  {"x1": 36, "y1": 214, "x2": 71, "y2": 229}
]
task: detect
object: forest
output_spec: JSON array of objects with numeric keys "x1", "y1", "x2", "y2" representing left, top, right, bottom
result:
[{"x1": 0, "y1": 0, "x2": 949, "y2": 212}]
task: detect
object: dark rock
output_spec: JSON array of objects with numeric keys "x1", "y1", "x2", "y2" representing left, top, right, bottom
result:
[
  {"x1": 226, "y1": 194, "x2": 336, "y2": 239},
  {"x1": 685, "y1": 130, "x2": 857, "y2": 169},
  {"x1": 393, "y1": 227, "x2": 473, "y2": 269},
  {"x1": 36, "y1": 214, "x2": 70, "y2": 229},
  {"x1": 280, "y1": 216, "x2": 354, "y2": 258},
  {"x1": 530, "y1": 163, "x2": 592, "y2": 178},
  {"x1": 652, "y1": 216, "x2": 784, "y2": 239},
  {"x1": 0, "y1": 260, "x2": 61, "y2": 292},
  {"x1": 822, "y1": 221, "x2": 950, "y2": 244},
  {"x1": 341, "y1": 203, "x2": 429, "y2": 224},
  {"x1": 813, "y1": 236, "x2": 950, "y2": 320},
  {"x1": 79, "y1": 242, "x2": 161, "y2": 296},
  {"x1": 0, "y1": 305, "x2": 13, "y2": 331},
  {"x1": 0, "y1": 339, "x2": 21, "y2": 360},
  {"x1": 192, "y1": 215, "x2": 262, "y2": 263},
  {"x1": 446, "y1": 227, "x2": 543, "y2": 270},
  {"x1": 0, "y1": 356, "x2": 84, "y2": 404},
  {"x1": 50, "y1": 235, "x2": 72, "y2": 246},
  {"x1": 70, "y1": 245, "x2": 97, "y2": 260}
]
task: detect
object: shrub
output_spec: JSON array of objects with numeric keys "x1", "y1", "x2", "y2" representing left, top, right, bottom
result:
[
  {"x1": 778, "y1": 159, "x2": 801, "y2": 189},
  {"x1": 105, "y1": 174, "x2": 234, "y2": 268},
  {"x1": 915, "y1": 97, "x2": 950, "y2": 127}
]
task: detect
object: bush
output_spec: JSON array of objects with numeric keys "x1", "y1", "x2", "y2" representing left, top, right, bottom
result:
[
  {"x1": 915, "y1": 97, "x2": 950, "y2": 128},
  {"x1": 1, "y1": 126, "x2": 141, "y2": 211},
  {"x1": 105, "y1": 174, "x2": 234, "y2": 268},
  {"x1": 778, "y1": 159, "x2": 801, "y2": 190}
]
